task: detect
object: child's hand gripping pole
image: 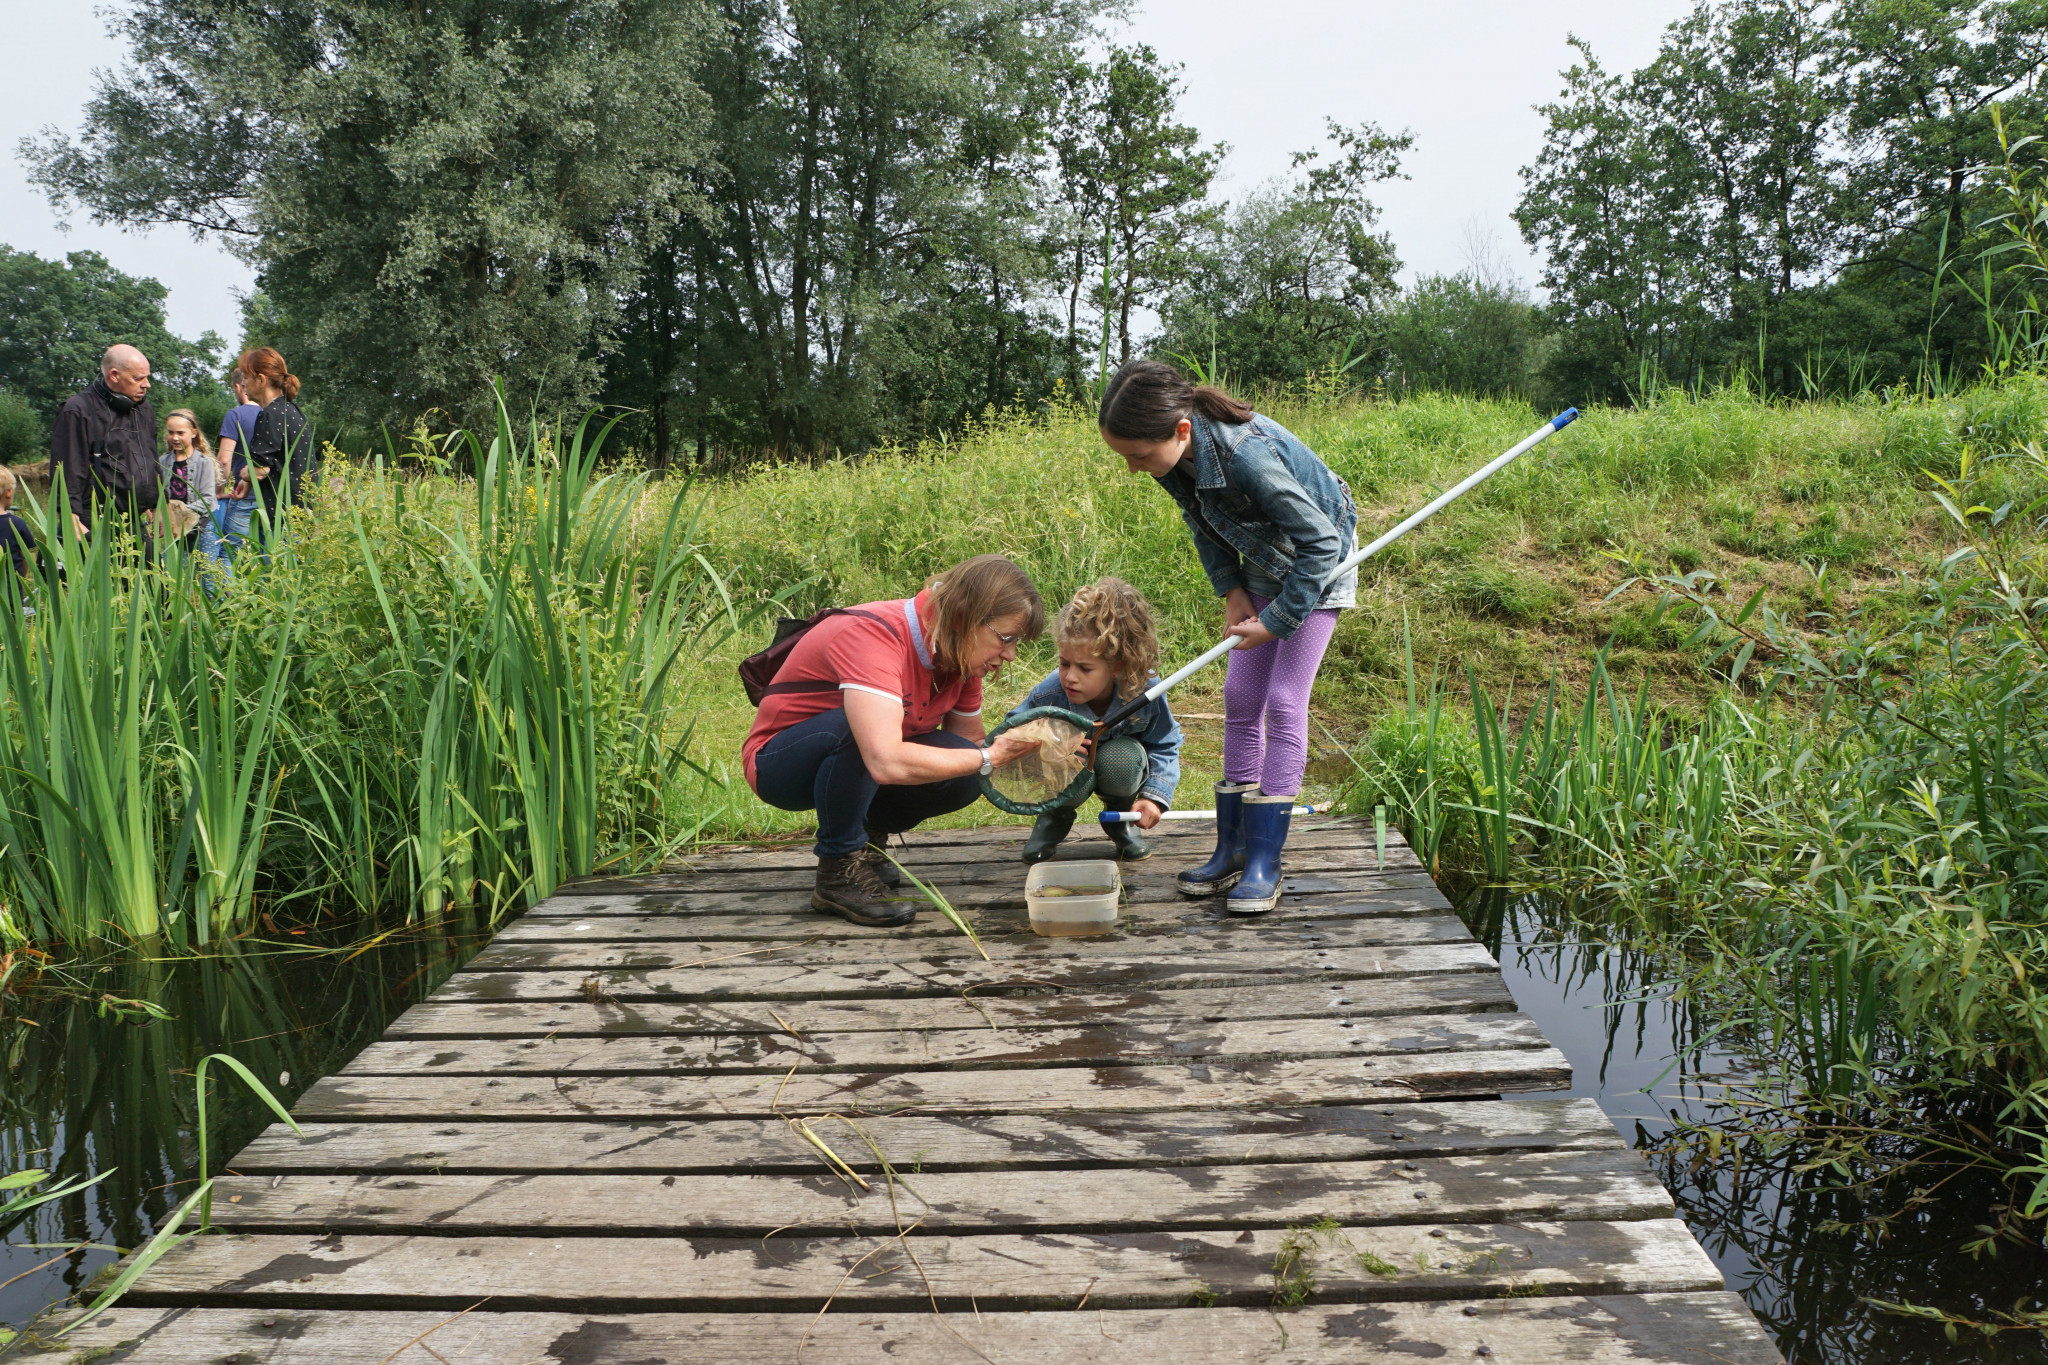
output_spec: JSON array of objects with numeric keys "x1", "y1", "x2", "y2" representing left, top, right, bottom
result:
[{"x1": 1090, "y1": 408, "x2": 1581, "y2": 738}]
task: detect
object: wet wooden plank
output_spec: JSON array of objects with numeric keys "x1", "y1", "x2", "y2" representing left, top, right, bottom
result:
[
  {"x1": 381, "y1": 973, "x2": 1517, "y2": 1037},
  {"x1": 557, "y1": 838, "x2": 1411, "y2": 897},
  {"x1": 205, "y1": 1150, "x2": 1672, "y2": 1236},
  {"x1": 428, "y1": 940, "x2": 1502, "y2": 1003},
  {"x1": 294, "y1": 1048, "x2": 1570, "y2": 1120},
  {"x1": 506, "y1": 886, "x2": 1452, "y2": 937},
  {"x1": 567, "y1": 818, "x2": 1421, "y2": 878},
  {"x1": 52, "y1": 1293, "x2": 1785, "y2": 1365},
  {"x1": 125, "y1": 1218, "x2": 1722, "y2": 1310},
  {"x1": 229, "y1": 1097, "x2": 1625, "y2": 1174},
  {"x1": 462, "y1": 911, "x2": 1473, "y2": 970},
  {"x1": 521, "y1": 867, "x2": 1439, "y2": 917},
  {"x1": 339, "y1": 1011, "x2": 1551, "y2": 1077}
]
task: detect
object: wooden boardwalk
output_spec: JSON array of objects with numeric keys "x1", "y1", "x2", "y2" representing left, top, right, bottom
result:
[{"x1": 58, "y1": 819, "x2": 1781, "y2": 1363}]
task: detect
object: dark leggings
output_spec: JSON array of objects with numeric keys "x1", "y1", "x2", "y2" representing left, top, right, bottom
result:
[{"x1": 752, "y1": 708, "x2": 982, "y2": 857}]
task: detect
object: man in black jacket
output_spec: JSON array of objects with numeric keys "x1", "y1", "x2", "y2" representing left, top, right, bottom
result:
[{"x1": 49, "y1": 344, "x2": 161, "y2": 539}]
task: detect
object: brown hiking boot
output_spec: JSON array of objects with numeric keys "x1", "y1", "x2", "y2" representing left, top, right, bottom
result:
[
  {"x1": 862, "y1": 829, "x2": 903, "y2": 888},
  {"x1": 812, "y1": 852, "x2": 916, "y2": 928}
]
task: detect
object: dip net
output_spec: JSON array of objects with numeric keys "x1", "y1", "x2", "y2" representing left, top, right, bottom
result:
[{"x1": 980, "y1": 706, "x2": 1096, "y2": 815}]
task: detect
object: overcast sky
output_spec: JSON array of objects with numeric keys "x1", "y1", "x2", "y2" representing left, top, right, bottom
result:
[{"x1": 2, "y1": 1, "x2": 1690, "y2": 347}]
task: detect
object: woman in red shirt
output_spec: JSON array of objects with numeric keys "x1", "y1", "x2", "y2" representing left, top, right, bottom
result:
[{"x1": 746, "y1": 555, "x2": 1045, "y2": 926}]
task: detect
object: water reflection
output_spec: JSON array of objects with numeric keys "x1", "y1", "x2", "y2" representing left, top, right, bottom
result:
[
  {"x1": 1464, "y1": 887, "x2": 2048, "y2": 1365},
  {"x1": 0, "y1": 919, "x2": 490, "y2": 1334}
]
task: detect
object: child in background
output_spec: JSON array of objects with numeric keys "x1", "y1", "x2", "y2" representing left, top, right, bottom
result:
[
  {"x1": 1096, "y1": 360, "x2": 1357, "y2": 914},
  {"x1": 1005, "y1": 577, "x2": 1182, "y2": 863},
  {"x1": 0, "y1": 466, "x2": 38, "y2": 582}
]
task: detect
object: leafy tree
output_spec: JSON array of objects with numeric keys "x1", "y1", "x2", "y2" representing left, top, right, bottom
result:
[
  {"x1": 1517, "y1": 39, "x2": 1720, "y2": 402},
  {"x1": 1082, "y1": 46, "x2": 1222, "y2": 368},
  {"x1": 1835, "y1": 0, "x2": 2048, "y2": 255},
  {"x1": 1157, "y1": 119, "x2": 1409, "y2": 389},
  {"x1": 1382, "y1": 273, "x2": 1549, "y2": 400},
  {"x1": 23, "y1": 0, "x2": 719, "y2": 430},
  {"x1": 0, "y1": 245, "x2": 220, "y2": 425},
  {"x1": 603, "y1": 0, "x2": 1097, "y2": 459}
]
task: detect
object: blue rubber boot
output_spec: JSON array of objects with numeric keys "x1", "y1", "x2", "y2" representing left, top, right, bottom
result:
[
  {"x1": 1176, "y1": 782, "x2": 1255, "y2": 897},
  {"x1": 1226, "y1": 793, "x2": 1294, "y2": 916}
]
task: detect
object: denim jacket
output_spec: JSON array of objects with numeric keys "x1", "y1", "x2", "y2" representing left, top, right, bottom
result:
[
  {"x1": 1155, "y1": 412, "x2": 1358, "y2": 637},
  {"x1": 1007, "y1": 671, "x2": 1182, "y2": 809}
]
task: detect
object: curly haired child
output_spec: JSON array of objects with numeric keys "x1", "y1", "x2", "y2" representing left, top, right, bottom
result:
[{"x1": 1003, "y1": 576, "x2": 1183, "y2": 863}]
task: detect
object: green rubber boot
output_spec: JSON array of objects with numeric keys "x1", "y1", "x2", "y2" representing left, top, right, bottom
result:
[{"x1": 1022, "y1": 808, "x2": 1075, "y2": 864}]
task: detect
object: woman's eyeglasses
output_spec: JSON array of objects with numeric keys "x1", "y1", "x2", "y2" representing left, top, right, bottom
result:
[{"x1": 985, "y1": 626, "x2": 1023, "y2": 646}]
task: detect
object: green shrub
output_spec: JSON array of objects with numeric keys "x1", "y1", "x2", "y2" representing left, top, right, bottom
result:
[{"x1": 0, "y1": 388, "x2": 42, "y2": 463}]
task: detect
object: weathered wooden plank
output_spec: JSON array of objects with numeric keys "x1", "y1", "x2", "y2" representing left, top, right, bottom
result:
[
  {"x1": 52, "y1": 1293, "x2": 1785, "y2": 1365},
  {"x1": 124, "y1": 1219, "x2": 1721, "y2": 1311},
  {"x1": 462, "y1": 912, "x2": 1472, "y2": 971},
  {"x1": 569, "y1": 818, "x2": 1420, "y2": 878},
  {"x1": 292, "y1": 1049, "x2": 1569, "y2": 1120},
  {"x1": 556, "y1": 839, "x2": 1412, "y2": 898},
  {"x1": 524, "y1": 867, "x2": 1439, "y2": 917},
  {"x1": 382, "y1": 973, "x2": 1517, "y2": 1038},
  {"x1": 507, "y1": 886, "x2": 1452, "y2": 937},
  {"x1": 205, "y1": 1150, "x2": 1670, "y2": 1235},
  {"x1": 429, "y1": 941, "x2": 1501, "y2": 1003},
  {"x1": 339, "y1": 1011, "x2": 1550, "y2": 1078},
  {"x1": 229, "y1": 1097, "x2": 1624, "y2": 1175}
]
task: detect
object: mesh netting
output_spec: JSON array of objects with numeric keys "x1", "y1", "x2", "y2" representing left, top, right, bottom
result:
[{"x1": 981, "y1": 706, "x2": 1097, "y2": 815}]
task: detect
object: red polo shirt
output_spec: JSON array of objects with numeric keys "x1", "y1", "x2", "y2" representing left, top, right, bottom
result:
[{"x1": 742, "y1": 591, "x2": 984, "y2": 791}]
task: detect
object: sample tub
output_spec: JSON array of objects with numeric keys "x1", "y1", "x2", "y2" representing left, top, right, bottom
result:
[{"x1": 1025, "y1": 859, "x2": 1122, "y2": 936}]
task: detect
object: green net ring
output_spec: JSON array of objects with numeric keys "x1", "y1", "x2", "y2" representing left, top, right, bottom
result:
[{"x1": 978, "y1": 705, "x2": 1097, "y2": 816}]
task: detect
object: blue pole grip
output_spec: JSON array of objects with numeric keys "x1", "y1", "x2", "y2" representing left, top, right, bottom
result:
[{"x1": 1550, "y1": 407, "x2": 1580, "y2": 430}]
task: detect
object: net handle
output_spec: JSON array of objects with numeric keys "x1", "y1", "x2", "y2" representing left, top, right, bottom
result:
[{"x1": 1093, "y1": 409, "x2": 1580, "y2": 735}]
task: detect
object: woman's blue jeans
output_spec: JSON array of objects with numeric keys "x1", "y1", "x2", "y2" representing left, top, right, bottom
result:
[
  {"x1": 214, "y1": 497, "x2": 256, "y2": 559},
  {"x1": 752, "y1": 708, "x2": 982, "y2": 858}
]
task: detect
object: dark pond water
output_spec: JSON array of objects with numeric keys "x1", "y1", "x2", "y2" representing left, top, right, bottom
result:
[
  {"x1": 0, "y1": 918, "x2": 491, "y2": 1339},
  {"x1": 1463, "y1": 887, "x2": 2048, "y2": 1365},
  {"x1": 3, "y1": 890, "x2": 2045, "y2": 1359}
]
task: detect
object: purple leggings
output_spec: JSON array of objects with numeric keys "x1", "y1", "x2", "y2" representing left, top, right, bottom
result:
[{"x1": 1222, "y1": 595, "x2": 1340, "y2": 797}]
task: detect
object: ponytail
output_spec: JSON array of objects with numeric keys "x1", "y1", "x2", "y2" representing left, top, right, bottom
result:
[
  {"x1": 1098, "y1": 359, "x2": 1253, "y2": 442},
  {"x1": 236, "y1": 346, "x2": 301, "y2": 402}
]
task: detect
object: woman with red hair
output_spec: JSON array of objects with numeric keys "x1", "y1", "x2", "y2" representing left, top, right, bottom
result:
[{"x1": 235, "y1": 347, "x2": 309, "y2": 549}]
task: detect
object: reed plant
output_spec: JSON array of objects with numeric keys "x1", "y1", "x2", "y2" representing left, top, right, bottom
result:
[
  {"x1": 1340, "y1": 435, "x2": 2048, "y2": 1162},
  {"x1": 0, "y1": 393, "x2": 730, "y2": 948}
]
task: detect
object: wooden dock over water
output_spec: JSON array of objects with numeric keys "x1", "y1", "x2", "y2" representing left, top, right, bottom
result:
[{"x1": 58, "y1": 819, "x2": 1781, "y2": 1363}]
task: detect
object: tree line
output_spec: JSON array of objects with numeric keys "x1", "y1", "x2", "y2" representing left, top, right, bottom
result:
[{"x1": 11, "y1": 0, "x2": 2048, "y2": 461}]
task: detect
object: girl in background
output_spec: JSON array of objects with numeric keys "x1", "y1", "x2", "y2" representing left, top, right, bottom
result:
[
  {"x1": 1096, "y1": 360, "x2": 1356, "y2": 915},
  {"x1": 160, "y1": 409, "x2": 224, "y2": 566}
]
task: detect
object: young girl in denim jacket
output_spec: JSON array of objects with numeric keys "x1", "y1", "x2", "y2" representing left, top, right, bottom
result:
[
  {"x1": 1004, "y1": 576, "x2": 1182, "y2": 864},
  {"x1": 1097, "y1": 360, "x2": 1356, "y2": 914}
]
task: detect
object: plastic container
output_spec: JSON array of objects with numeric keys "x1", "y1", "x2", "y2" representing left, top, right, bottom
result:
[{"x1": 1025, "y1": 859, "x2": 1122, "y2": 937}]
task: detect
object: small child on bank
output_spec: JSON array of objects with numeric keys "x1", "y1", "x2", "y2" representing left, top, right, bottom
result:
[
  {"x1": 0, "y1": 467, "x2": 38, "y2": 582},
  {"x1": 1005, "y1": 577, "x2": 1182, "y2": 863}
]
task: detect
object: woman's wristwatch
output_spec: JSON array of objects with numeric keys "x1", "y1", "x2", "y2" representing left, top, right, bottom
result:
[{"x1": 978, "y1": 747, "x2": 994, "y2": 776}]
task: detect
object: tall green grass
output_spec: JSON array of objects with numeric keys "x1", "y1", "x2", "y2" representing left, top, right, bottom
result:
[
  {"x1": 1338, "y1": 433, "x2": 2048, "y2": 1161},
  {"x1": 0, "y1": 397, "x2": 730, "y2": 948}
]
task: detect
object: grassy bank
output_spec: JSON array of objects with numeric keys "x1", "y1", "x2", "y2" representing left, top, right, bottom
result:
[
  {"x1": 0, "y1": 408, "x2": 724, "y2": 949},
  {"x1": 671, "y1": 379, "x2": 2048, "y2": 841}
]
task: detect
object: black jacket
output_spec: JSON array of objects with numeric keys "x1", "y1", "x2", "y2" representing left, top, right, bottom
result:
[
  {"x1": 48, "y1": 380, "x2": 161, "y2": 526},
  {"x1": 247, "y1": 398, "x2": 310, "y2": 511}
]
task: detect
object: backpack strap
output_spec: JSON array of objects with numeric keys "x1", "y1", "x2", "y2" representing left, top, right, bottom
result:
[{"x1": 756, "y1": 607, "x2": 896, "y2": 699}]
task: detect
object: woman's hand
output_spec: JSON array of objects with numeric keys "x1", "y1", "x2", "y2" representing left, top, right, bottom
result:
[
  {"x1": 1130, "y1": 798, "x2": 1165, "y2": 830},
  {"x1": 1227, "y1": 616, "x2": 1278, "y2": 650},
  {"x1": 1223, "y1": 588, "x2": 1258, "y2": 630},
  {"x1": 987, "y1": 731, "x2": 1039, "y2": 767}
]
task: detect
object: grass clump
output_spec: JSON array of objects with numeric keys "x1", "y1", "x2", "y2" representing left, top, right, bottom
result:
[{"x1": 0, "y1": 400, "x2": 731, "y2": 948}]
